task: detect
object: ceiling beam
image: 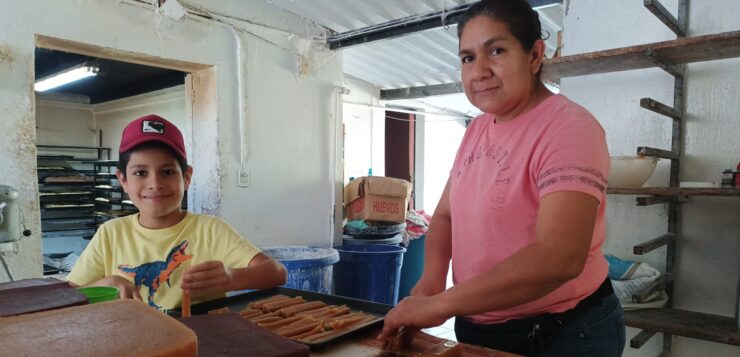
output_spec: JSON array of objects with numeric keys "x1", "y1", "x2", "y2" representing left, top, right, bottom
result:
[
  {"x1": 328, "y1": 0, "x2": 564, "y2": 50},
  {"x1": 380, "y1": 82, "x2": 463, "y2": 100}
]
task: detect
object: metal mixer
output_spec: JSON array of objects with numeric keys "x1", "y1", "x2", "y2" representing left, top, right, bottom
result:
[{"x1": 0, "y1": 184, "x2": 32, "y2": 281}]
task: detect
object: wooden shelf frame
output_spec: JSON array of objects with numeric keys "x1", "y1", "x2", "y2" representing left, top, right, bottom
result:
[
  {"x1": 607, "y1": 187, "x2": 740, "y2": 196},
  {"x1": 542, "y1": 30, "x2": 740, "y2": 81},
  {"x1": 539, "y1": 0, "x2": 739, "y2": 352},
  {"x1": 640, "y1": 98, "x2": 682, "y2": 121},
  {"x1": 625, "y1": 308, "x2": 740, "y2": 346},
  {"x1": 633, "y1": 233, "x2": 675, "y2": 255}
]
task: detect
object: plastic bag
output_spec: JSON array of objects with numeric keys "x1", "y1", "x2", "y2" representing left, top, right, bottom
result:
[
  {"x1": 402, "y1": 210, "x2": 432, "y2": 245},
  {"x1": 605, "y1": 254, "x2": 668, "y2": 310}
]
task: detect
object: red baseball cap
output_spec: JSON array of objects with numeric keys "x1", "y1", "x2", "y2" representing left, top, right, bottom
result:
[{"x1": 119, "y1": 114, "x2": 186, "y2": 160}]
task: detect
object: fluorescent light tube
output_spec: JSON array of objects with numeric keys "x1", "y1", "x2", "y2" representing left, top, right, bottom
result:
[{"x1": 34, "y1": 64, "x2": 99, "y2": 92}]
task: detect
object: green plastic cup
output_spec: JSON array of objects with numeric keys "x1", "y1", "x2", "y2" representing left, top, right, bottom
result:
[{"x1": 78, "y1": 287, "x2": 119, "y2": 304}]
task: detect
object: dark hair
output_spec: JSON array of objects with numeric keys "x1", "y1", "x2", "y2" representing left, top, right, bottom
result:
[
  {"x1": 457, "y1": 0, "x2": 545, "y2": 52},
  {"x1": 117, "y1": 141, "x2": 188, "y2": 178}
]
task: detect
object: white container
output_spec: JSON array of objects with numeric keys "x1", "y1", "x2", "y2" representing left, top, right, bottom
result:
[
  {"x1": 608, "y1": 156, "x2": 658, "y2": 187},
  {"x1": 0, "y1": 185, "x2": 22, "y2": 244}
]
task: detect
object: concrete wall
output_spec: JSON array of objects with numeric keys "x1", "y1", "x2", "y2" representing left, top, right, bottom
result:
[
  {"x1": 35, "y1": 99, "x2": 96, "y2": 147},
  {"x1": 343, "y1": 78, "x2": 386, "y2": 183},
  {"x1": 563, "y1": 1, "x2": 740, "y2": 355},
  {"x1": 0, "y1": 0, "x2": 341, "y2": 281}
]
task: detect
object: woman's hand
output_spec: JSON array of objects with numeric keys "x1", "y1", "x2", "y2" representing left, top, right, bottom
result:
[
  {"x1": 378, "y1": 294, "x2": 451, "y2": 342},
  {"x1": 181, "y1": 260, "x2": 234, "y2": 296},
  {"x1": 89, "y1": 275, "x2": 142, "y2": 301}
]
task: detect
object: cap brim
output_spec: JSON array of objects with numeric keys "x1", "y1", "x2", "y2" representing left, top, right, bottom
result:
[{"x1": 119, "y1": 136, "x2": 186, "y2": 160}]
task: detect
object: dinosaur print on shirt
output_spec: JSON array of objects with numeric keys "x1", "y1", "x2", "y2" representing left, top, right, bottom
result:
[{"x1": 118, "y1": 240, "x2": 192, "y2": 310}]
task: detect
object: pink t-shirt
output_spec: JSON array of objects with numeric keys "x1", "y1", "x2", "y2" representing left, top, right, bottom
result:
[{"x1": 449, "y1": 94, "x2": 610, "y2": 324}]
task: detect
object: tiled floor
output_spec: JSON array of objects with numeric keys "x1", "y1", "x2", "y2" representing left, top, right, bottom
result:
[{"x1": 422, "y1": 316, "x2": 457, "y2": 341}]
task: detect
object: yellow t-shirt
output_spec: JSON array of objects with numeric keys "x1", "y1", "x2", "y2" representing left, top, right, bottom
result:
[{"x1": 67, "y1": 212, "x2": 260, "y2": 312}]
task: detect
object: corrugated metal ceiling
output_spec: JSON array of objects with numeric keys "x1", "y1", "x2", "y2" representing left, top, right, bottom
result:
[
  {"x1": 272, "y1": 0, "x2": 477, "y2": 32},
  {"x1": 273, "y1": 0, "x2": 564, "y2": 92}
]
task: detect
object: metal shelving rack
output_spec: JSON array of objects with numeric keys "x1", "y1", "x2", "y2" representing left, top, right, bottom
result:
[
  {"x1": 37, "y1": 145, "x2": 111, "y2": 238},
  {"x1": 36, "y1": 145, "x2": 111, "y2": 275},
  {"x1": 92, "y1": 160, "x2": 137, "y2": 229},
  {"x1": 542, "y1": 0, "x2": 740, "y2": 354}
]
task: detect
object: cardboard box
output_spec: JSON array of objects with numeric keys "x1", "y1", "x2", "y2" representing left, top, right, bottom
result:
[{"x1": 344, "y1": 176, "x2": 413, "y2": 223}]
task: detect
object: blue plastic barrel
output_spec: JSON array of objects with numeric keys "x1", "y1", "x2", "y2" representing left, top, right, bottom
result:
[
  {"x1": 262, "y1": 246, "x2": 339, "y2": 294},
  {"x1": 333, "y1": 244, "x2": 406, "y2": 305},
  {"x1": 398, "y1": 234, "x2": 426, "y2": 300},
  {"x1": 342, "y1": 234, "x2": 402, "y2": 246}
]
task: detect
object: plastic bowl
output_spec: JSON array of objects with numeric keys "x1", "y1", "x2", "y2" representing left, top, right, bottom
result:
[
  {"x1": 78, "y1": 286, "x2": 119, "y2": 304},
  {"x1": 608, "y1": 156, "x2": 658, "y2": 187}
]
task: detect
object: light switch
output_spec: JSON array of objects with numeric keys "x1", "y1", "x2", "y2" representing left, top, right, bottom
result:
[{"x1": 238, "y1": 168, "x2": 250, "y2": 187}]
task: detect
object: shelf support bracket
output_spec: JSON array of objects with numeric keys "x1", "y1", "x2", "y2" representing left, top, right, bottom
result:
[
  {"x1": 631, "y1": 329, "x2": 658, "y2": 349},
  {"x1": 632, "y1": 273, "x2": 674, "y2": 303},
  {"x1": 634, "y1": 233, "x2": 675, "y2": 255},
  {"x1": 636, "y1": 196, "x2": 674, "y2": 206},
  {"x1": 643, "y1": 49, "x2": 683, "y2": 78},
  {"x1": 644, "y1": 0, "x2": 686, "y2": 37},
  {"x1": 637, "y1": 146, "x2": 679, "y2": 160},
  {"x1": 640, "y1": 98, "x2": 682, "y2": 121}
]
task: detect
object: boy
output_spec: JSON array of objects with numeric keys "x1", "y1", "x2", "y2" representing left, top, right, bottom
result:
[{"x1": 67, "y1": 114, "x2": 286, "y2": 312}]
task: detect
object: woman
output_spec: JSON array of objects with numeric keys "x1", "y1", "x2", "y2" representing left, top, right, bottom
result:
[{"x1": 379, "y1": 1, "x2": 625, "y2": 356}]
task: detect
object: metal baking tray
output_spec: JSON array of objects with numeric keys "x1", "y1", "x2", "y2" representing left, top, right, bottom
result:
[{"x1": 183, "y1": 287, "x2": 393, "y2": 349}]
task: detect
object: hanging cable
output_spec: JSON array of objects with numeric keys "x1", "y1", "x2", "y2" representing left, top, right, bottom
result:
[{"x1": 344, "y1": 101, "x2": 472, "y2": 122}]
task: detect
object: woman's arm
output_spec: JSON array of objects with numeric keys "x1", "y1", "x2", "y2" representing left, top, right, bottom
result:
[
  {"x1": 438, "y1": 190, "x2": 598, "y2": 315},
  {"x1": 380, "y1": 190, "x2": 599, "y2": 338}
]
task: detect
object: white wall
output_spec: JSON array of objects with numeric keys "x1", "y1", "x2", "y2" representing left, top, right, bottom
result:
[
  {"x1": 220, "y1": 31, "x2": 342, "y2": 249},
  {"x1": 35, "y1": 100, "x2": 96, "y2": 147},
  {"x1": 421, "y1": 115, "x2": 466, "y2": 214},
  {"x1": 343, "y1": 103, "x2": 387, "y2": 182},
  {"x1": 0, "y1": 0, "x2": 341, "y2": 281},
  {"x1": 343, "y1": 77, "x2": 386, "y2": 183},
  {"x1": 563, "y1": 1, "x2": 740, "y2": 356}
]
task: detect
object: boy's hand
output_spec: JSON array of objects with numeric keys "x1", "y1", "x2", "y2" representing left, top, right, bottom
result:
[
  {"x1": 181, "y1": 260, "x2": 234, "y2": 295},
  {"x1": 90, "y1": 275, "x2": 142, "y2": 301}
]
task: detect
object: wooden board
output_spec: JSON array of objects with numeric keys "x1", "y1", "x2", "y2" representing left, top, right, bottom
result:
[
  {"x1": 312, "y1": 326, "x2": 522, "y2": 357},
  {"x1": 0, "y1": 280, "x2": 87, "y2": 317},
  {"x1": 625, "y1": 308, "x2": 740, "y2": 346},
  {"x1": 178, "y1": 313, "x2": 309, "y2": 357},
  {"x1": 542, "y1": 30, "x2": 740, "y2": 81},
  {"x1": 0, "y1": 278, "x2": 67, "y2": 291},
  {"x1": 607, "y1": 187, "x2": 740, "y2": 196}
]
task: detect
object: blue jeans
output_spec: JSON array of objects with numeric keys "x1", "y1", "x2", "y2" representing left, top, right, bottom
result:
[{"x1": 455, "y1": 294, "x2": 625, "y2": 357}]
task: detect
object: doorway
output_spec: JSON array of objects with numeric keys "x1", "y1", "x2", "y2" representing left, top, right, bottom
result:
[{"x1": 34, "y1": 35, "x2": 216, "y2": 276}]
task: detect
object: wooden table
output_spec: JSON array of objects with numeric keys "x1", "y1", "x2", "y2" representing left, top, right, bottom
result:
[{"x1": 311, "y1": 325, "x2": 522, "y2": 356}]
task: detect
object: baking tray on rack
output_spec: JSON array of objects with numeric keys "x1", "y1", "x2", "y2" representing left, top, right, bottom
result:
[{"x1": 180, "y1": 287, "x2": 393, "y2": 349}]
